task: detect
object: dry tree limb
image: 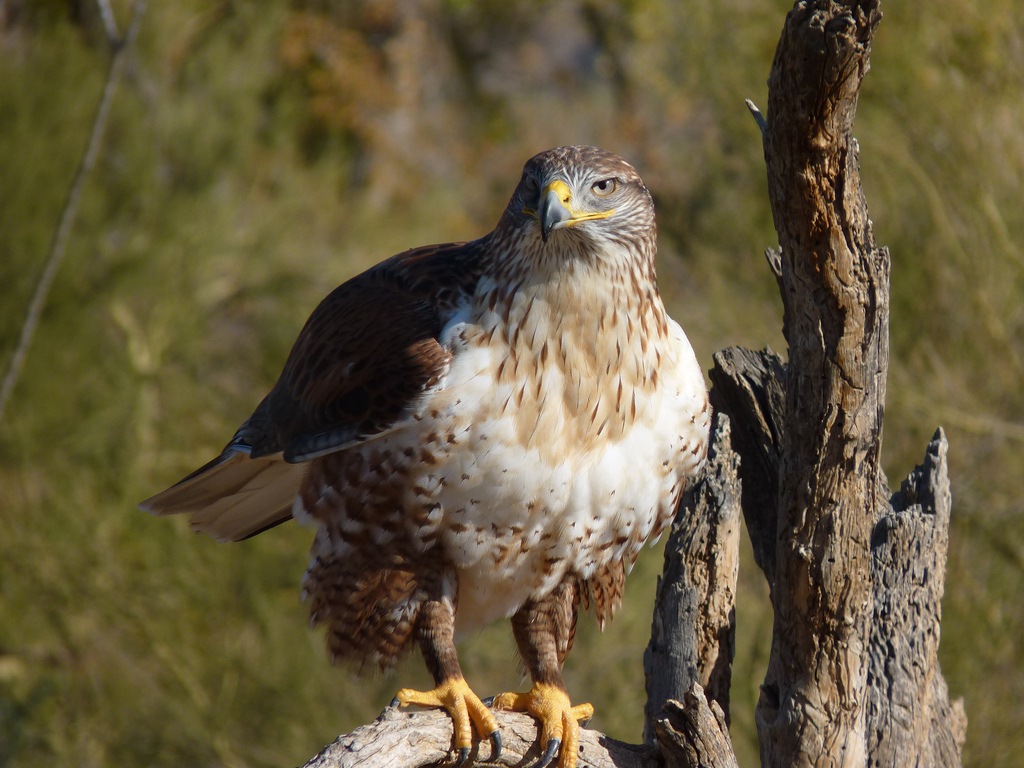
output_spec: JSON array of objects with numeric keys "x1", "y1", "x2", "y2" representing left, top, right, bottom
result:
[
  {"x1": 300, "y1": 708, "x2": 656, "y2": 768},
  {"x1": 713, "y1": 2, "x2": 965, "y2": 765},
  {"x1": 708, "y1": 348, "x2": 786, "y2": 594},
  {"x1": 643, "y1": 413, "x2": 742, "y2": 742},
  {"x1": 300, "y1": 685, "x2": 746, "y2": 768},
  {"x1": 867, "y1": 429, "x2": 967, "y2": 766},
  {"x1": 0, "y1": 0, "x2": 147, "y2": 423},
  {"x1": 653, "y1": 686, "x2": 739, "y2": 768},
  {"x1": 710, "y1": 354, "x2": 967, "y2": 768}
]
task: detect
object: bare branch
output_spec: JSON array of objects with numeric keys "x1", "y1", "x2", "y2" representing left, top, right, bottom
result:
[
  {"x1": 299, "y1": 708, "x2": 656, "y2": 768},
  {"x1": 96, "y1": 0, "x2": 120, "y2": 46},
  {"x1": 653, "y1": 686, "x2": 739, "y2": 768},
  {"x1": 744, "y1": 99, "x2": 767, "y2": 136},
  {"x1": 867, "y1": 428, "x2": 967, "y2": 766},
  {"x1": 0, "y1": 0, "x2": 147, "y2": 424},
  {"x1": 643, "y1": 413, "x2": 741, "y2": 742},
  {"x1": 711, "y1": 357, "x2": 967, "y2": 767},
  {"x1": 707, "y1": 348, "x2": 786, "y2": 594}
]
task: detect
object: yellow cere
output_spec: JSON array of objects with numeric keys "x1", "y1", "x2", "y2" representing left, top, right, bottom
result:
[
  {"x1": 523, "y1": 179, "x2": 616, "y2": 224},
  {"x1": 543, "y1": 179, "x2": 616, "y2": 225}
]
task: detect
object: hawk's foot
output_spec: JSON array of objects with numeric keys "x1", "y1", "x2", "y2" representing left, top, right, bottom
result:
[
  {"x1": 392, "y1": 676, "x2": 501, "y2": 764},
  {"x1": 492, "y1": 682, "x2": 593, "y2": 768}
]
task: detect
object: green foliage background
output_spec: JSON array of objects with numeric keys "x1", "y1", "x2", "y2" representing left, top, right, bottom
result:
[{"x1": 2, "y1": 0, "x2": 1022, "y2": 766}]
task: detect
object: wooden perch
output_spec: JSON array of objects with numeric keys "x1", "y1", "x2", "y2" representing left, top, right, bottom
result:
[
  {"x1": 297, "y1": 1, "x2": 967, "y2": 766},
  {"x1": 300, "y1": 707, "x2": 654, "y2": 768},
  {"x1": 300, "y1": 687, "x2": 742, "y2": 768}
]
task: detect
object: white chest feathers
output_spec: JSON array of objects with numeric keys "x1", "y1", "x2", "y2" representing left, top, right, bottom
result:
[{"x1": 298, "y1": 270, "x2": 711, "y2": 631}]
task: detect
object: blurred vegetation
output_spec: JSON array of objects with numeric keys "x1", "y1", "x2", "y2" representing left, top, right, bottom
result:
[{"x1": 1, "y1": 0, "x2": 1022, "y2": 766}]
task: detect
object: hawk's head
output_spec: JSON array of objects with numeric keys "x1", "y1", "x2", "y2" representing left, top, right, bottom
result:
[{"x1": 505, "y1": 146, "x2": 655, "y2": 252}]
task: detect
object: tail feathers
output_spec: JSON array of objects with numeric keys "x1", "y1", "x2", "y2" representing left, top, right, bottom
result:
[{"x1": 139, "y1": 450, "x2": 306, "y2": 543}]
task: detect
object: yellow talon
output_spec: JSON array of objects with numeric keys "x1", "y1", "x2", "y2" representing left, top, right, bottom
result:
[
  {"x1": 394, "y1": 676, "x2": 500, "y2": 759},
  {"x1": 493, "y1": 682, "x2": 593, "y2": 768}
]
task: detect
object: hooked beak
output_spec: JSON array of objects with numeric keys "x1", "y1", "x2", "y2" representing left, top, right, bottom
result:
[
  {"x1": 539, "y1": 180, "x2": 573, "y2": 242},
  {"x1": 525, "y1": 178, "x2": 616, "y2": 242}
]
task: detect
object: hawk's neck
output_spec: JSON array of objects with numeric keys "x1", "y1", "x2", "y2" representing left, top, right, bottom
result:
[{"x1": 464, "y1": 237, "x2": 673, "y2": 452}]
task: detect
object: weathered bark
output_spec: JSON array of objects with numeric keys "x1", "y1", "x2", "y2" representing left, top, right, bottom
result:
[
  {"x1": 653, "y1": 686, "x2": 739, "y2": 768},
  {"x1": 643, "y1": 412, "x2": 742, "y2": 744},
  {"x1": 707, "y1": 348, "x2": 786, "y2": 595},
  {"x1": 756, "y1": 1, "x2": 888, "y2": 766},
  {"x1": 299, "y1": 707, "x2": 656, "y2": 768},
  {"x1": 867, "y1": 429, "x2": 968, "y2": 765},
  {"x1": 302, "y1": 683, "x2": 746, "y2": 768},
  {"x1": 711, "y1": 352, "x2": 966, "y2": 768}
]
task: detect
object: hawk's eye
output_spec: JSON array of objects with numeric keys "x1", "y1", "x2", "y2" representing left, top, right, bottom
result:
[
  {"x1": 592, "y1": 178, "x2": 618, "y2": 197},
  {"x1": 522, "y1": 175, "x2": 540, "y2": 198},
  {"x1": 521, "y1": 175, "x2": 541, "y2": 215}
]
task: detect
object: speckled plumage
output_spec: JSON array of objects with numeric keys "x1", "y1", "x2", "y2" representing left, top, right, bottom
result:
[{"x1": 142, "y1": 145, "x2": 710, "y2": 766}]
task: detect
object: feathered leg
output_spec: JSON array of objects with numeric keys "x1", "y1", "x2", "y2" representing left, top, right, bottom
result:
[
  {"x1": 392, "y1": 582, "x2": 501, "y2": 764},
  {"x1": 493, "y1": 578, "x2": 593, "y2": 768}
]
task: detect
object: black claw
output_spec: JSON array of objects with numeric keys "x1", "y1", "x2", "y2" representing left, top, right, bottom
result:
[
  {"x1": 389, "y1": 696, "x2": 402, "y2": 709},
  {"x1": 455, "y1": 746, "x2": 471, "y2": 766},
  {"x1": 538, "y1": 737, "x2": 561, "y2": 768},
  {"x1": 489, "y1": 730, "x2": 503, "y2": 760},
  {"x1": 481, "y1": 695, "x2": 496, "y2": 707}
]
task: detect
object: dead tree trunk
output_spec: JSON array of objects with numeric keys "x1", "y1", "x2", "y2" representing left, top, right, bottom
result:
[
  {"x1": 298, "y1": 1, "x2": 967, "y2": 766},
  {"x1": 705, "y1": 1, "x2": 967, "y2": 765},
  {"x1": 757, "y1": 1, "x2": 889, "y2": 764},
  {"x1": 711, "y1": 350, "x2": 966, "y2": 768}
]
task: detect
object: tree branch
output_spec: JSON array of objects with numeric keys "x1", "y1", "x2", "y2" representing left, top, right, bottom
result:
[
  {"x1": 653, "y1": 686, "x2": 739, "y2": 768},
  {"x1": 300, "y1": 708, "x2": 656, "y2": 768},
  {"x1": 867, "y1": 429, "x2": 967, "y2": 765},
  {"x1": 0, "y1": 0, "x2": 146, "y2": 423},
  {"x1": 643, "y1": 413, "x2": 742, "y2": 742},
  {"x1": 711, "y1": 355, "x2": 966, "y2": 768},
  {"x1": 707, "y1": 348, "x2": 786, "y2": 595},
  {"x1": 301, "y1": 684, "x2": 747, "y2": 768}
]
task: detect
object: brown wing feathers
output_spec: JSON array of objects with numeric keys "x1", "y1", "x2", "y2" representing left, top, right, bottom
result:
[
  {"x1": 272, "y1": 280, "x2": 449, "y2": 462},
  {"x1": 138, "y1": 450, "x2": 305, "y2": 542},
  {"x1": 140, "y1": 239, "x2": 485, "y2": 540}
]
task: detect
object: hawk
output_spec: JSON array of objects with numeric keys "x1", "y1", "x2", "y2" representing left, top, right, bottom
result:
[{"x1": 141, "y1": 146, "x2": 710, "y2": 768}]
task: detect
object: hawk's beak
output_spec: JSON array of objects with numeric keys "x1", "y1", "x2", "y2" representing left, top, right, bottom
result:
[{"x1": 539, "y1": 180, "x2": 573, "y2": 242}]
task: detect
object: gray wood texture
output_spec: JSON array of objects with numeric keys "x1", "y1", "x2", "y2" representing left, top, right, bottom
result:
[
  {"x1": 301, "y1": 707, "x2": 655, "y2": 768},
  {"x1": 756, "y1": 1, "x2": 890, "y2": 765},
  {"x1": 711, "y1": 351, "x2": 966, "y2": 768},
  {"x1": 643, "y1": 413, "x2": 741, "y2": 743}
]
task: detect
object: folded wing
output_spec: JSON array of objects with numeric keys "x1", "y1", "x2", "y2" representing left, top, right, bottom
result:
[{"x1": 139, "y1": 239, "x2": 488, "y2": 541}]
